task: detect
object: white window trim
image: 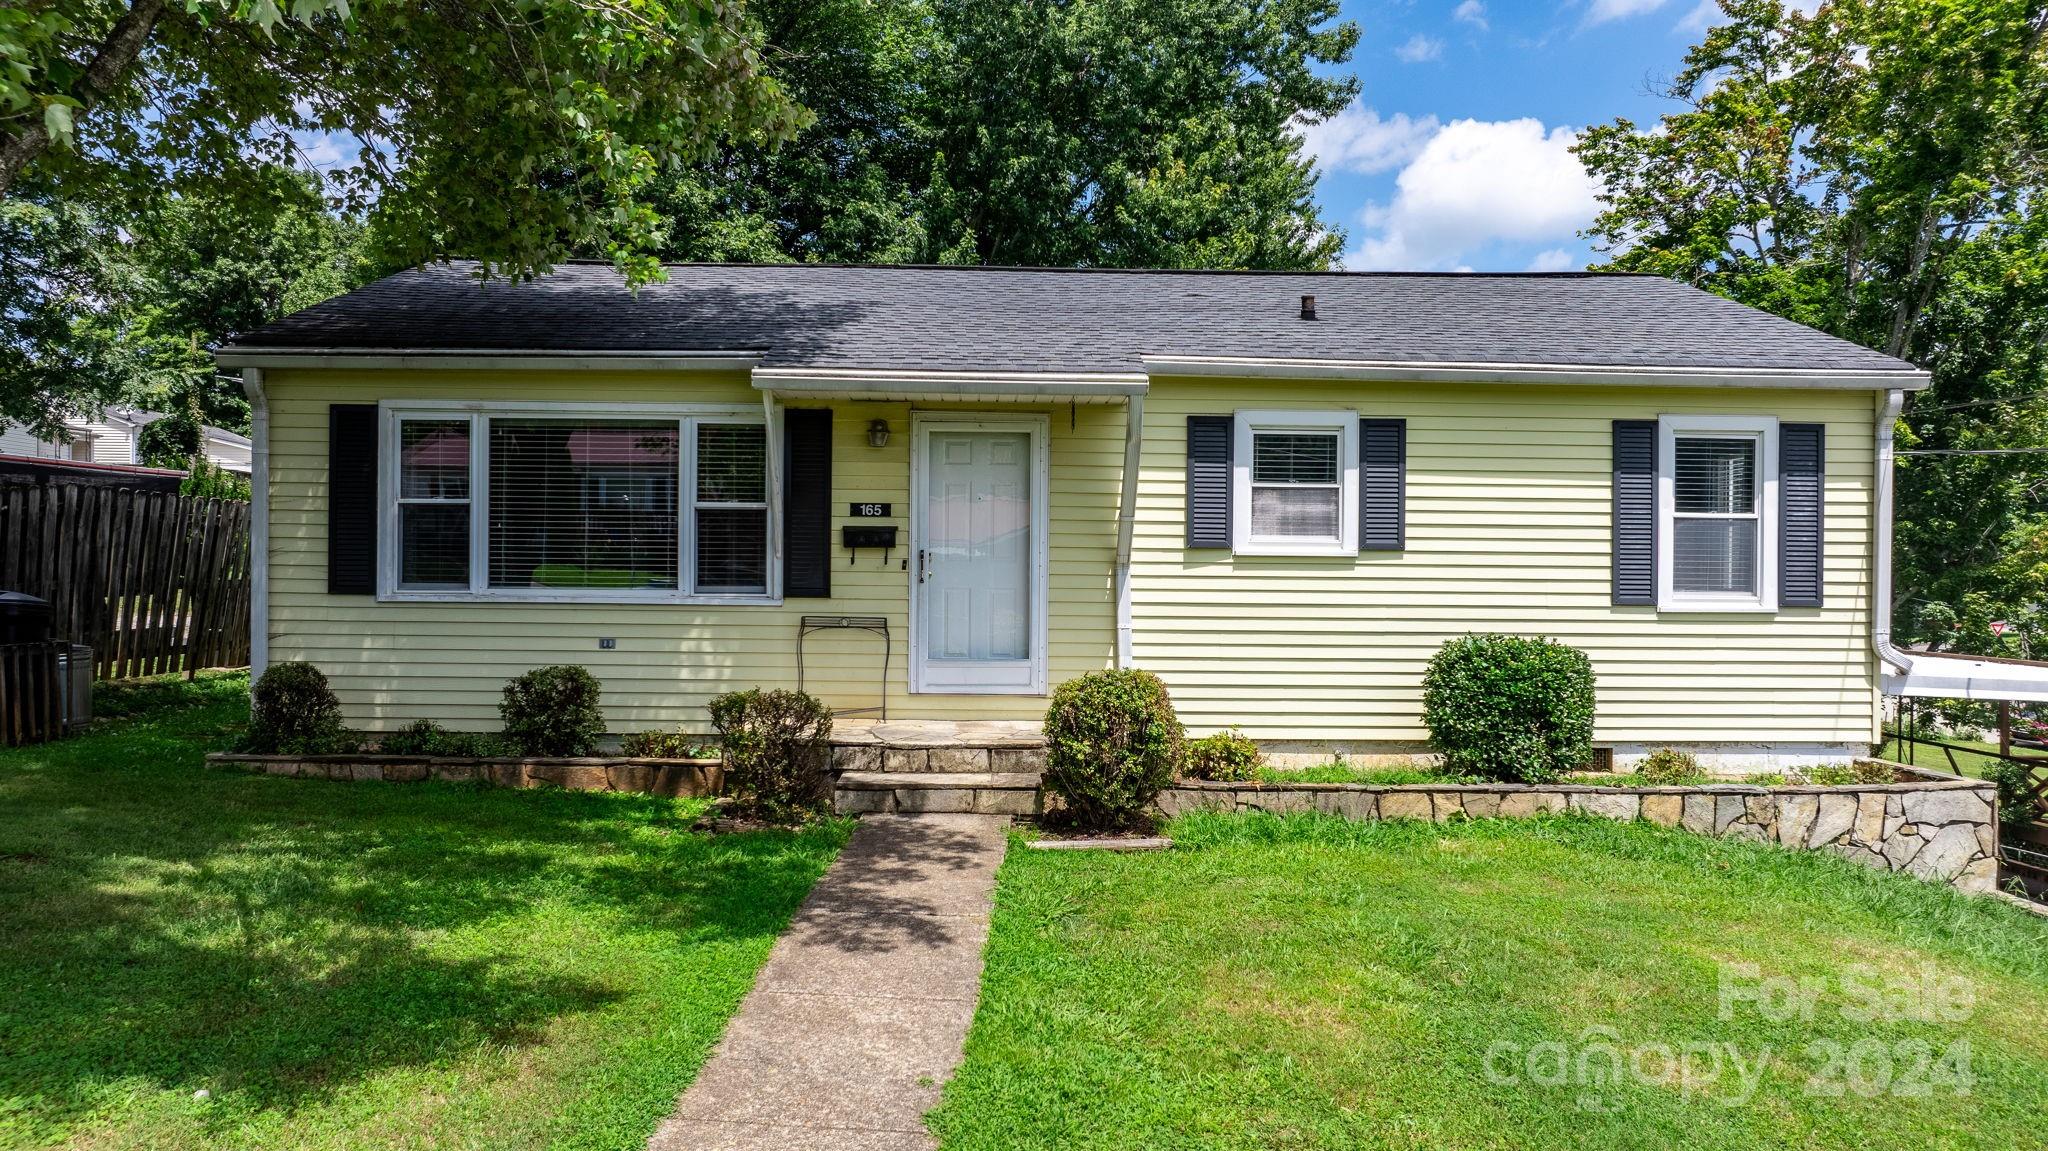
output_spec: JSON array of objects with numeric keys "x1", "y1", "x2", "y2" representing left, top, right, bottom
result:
[
  {"x1": 1657, "y1": 413, "x2": 1778, "y2": 613},
  {"x1": 1231, "y1": 409, "x2": 1359, "y2": 557},
  {"x1": 377, "y1": 401, "x2": 782, "y2": 605}
]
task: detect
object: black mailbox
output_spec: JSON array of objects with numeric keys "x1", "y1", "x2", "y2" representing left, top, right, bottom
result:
[{"x1": 841, "y1": 525, "x2": 898, "y2": 550}]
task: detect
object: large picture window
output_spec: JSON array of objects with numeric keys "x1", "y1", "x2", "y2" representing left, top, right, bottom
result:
[
  {"x1": 385, "y1": 407, "x2": 775, "y2": 601},
  {"x1": 1656, "y1": 414, "x2": 1778, "y2": 612}
]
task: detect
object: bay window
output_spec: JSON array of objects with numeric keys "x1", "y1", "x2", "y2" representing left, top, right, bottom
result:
[{"x1": 384, "y1": 406, "x2": 775, "y2": 601}]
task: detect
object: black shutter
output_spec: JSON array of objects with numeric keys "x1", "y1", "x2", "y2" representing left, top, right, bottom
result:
[
  {"x1": 1779, "y1": 422, "x2": 1825, "y2": 608},
  {"x1": 1360, "y1": 418, "x2": 1406, "y2": 551},
  {"x1": 1186, "y1": 415, "x2": 1232, "y2": 548},
  {"x1": 328, "y1": 404, "x2": 379, "y2": 595},
  {"x1": 783, "y1": 408, "x2": 833, "y2": 598},
  {"x1": 1612, "y1": 419, "x2": 1656, "y2": 606}
]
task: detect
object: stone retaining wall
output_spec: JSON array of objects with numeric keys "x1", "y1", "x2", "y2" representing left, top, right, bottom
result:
[
  {"x1": 207, "y1": 752, "x2": 721, "y2": 797},
  {"x1": 1158, "y1": 771, "x2": 2000, "y2": 893}
]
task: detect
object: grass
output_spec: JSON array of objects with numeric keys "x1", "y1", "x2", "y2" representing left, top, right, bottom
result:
[
  {"x1": 929, "y1": 811, "x2": 2048, "y2": 1151},
  {"x1": 1877, "y1": 735, "x2": 2045, "y2": 780},
  {"x1": 1255, "y1": 762, "x2": 1474, "y2": 785},
  {"x1": 0, "y1": 671, "x2": 849, "y2": 1151}
]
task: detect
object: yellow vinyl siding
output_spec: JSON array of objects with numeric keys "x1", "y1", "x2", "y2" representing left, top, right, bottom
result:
[
  {"x1": 1133, "y1": 378, "x2": 1878, "y2": 748},
  {"x1": 263, "y1": 369, "x2": 1117, "y2": 729},
  {"x1": 261, "y1": 367, "x2": 1880, "y2": 748}
]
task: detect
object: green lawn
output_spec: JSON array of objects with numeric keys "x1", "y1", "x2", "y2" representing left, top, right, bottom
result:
[
  {"x1": 0, "y1": 672, "x2": 848, "y2": 1151},
  {"x1": 930, "y1": 811, "x2": 2048, "y2": 1151},
  {"x1": 1878, "y1": 735, "x2": 2046, "y2": 780}
]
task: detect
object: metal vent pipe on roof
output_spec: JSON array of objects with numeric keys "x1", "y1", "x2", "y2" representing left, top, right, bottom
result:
[{"x1": 1300, "y1": 294, "x2": 1317, "y2": 320}]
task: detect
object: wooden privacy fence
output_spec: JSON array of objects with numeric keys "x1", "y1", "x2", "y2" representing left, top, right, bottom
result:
[
  {"x1": 0, "y1": 641, "x2": 65, "y2": 745},
  {"x1": 0, "y1": 485, "x2": 251, "y2": 679}
]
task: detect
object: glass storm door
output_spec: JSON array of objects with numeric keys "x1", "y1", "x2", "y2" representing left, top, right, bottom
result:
[{"x1": 912, "y1": 420, "x2": 1044, "y2": 693}]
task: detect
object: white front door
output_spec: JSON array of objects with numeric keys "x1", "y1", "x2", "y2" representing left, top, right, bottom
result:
[{"x1": 911, "y1": 416, "x2": 1048, "y2": 694}]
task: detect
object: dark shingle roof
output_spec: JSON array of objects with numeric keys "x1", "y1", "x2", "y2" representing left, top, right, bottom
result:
[{"x1": 231, "y1": 261, "x2": 1919, "y2": 376}]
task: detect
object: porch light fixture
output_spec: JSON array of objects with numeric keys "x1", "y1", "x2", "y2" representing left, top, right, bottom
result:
[{"x1": 867, "y1": 418, "x2": 890, "y2": 448}]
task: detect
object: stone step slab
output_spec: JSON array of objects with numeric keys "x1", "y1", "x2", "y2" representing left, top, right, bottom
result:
[{"x1": 833, "y1": 771, "x2": 1042, "y2": 816}]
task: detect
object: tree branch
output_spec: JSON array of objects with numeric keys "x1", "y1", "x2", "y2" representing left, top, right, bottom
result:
[{"x1": 0, "y1": 0, "x2": 169, "y2": 197}]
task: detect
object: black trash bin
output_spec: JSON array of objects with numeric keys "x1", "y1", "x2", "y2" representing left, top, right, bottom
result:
[{"x1": 0, "y1": 591, "x2": 53, "y2": 644}]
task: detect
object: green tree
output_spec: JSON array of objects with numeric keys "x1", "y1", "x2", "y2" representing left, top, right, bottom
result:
[
  {"x1": 649, "y1": 0, "x2": 1360, "y2": 269},
  {"x1": 1577, "y1": 0, "x2": 2048, "y2": 653},
  {"x1": 2, "y1": 2, "x2": 802, "y2": 280}
]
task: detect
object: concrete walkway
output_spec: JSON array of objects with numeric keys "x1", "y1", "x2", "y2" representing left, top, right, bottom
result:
[{"x1": 647, "y1": 813, "x2": 1009, "y2": 1151}]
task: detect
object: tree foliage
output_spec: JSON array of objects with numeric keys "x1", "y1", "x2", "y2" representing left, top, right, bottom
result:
[
  {"x1": 1578, "y1": 0, "x2": 2048, "y2": 653},
  {"x1": 2, "y1": 1, "x2": 803, "y2": 282},
  {"x1": 649, "y1": 0, "x2": 1360, "y2": 268}
]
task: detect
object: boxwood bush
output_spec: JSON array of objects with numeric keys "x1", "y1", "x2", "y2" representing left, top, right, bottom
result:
[
  {"x1": 246, "y1": 661, "x2": 354, "y2": 754},
  {"x1": 1184, "y1": 727, "x2": 1264, "y2": 782},
  {"x1": 708, "y1": 688, "x2": 833, "y2": 821},
  {"x1": 1042, "y1": 669, "x2": 1185, "y2": 830},
  {"x1": 1421, "y1": 634, "x2": 1594, "y2": 784},
  {"x1": 500, "y1": 665, "x2": 606, "y2": 757}
]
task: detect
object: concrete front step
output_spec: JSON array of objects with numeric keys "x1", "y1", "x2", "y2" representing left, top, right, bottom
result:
[
  {"x1": 832, "y1": 744, "x2": 1047, "y2": 774},
  {"x1": 834, "y1": 770, "x2": 1043, "y2": 816}
]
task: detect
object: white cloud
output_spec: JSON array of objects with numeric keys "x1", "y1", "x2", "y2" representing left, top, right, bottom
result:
[
  {"x1": 1526, "y1": 248, "x2": 1578, "y2": 272},
  {"x1": 1675, "y1": 0, "x2": 1719, "y2": 33},
  {"x1": 1342, "y1": 118, "x2": 1602, "y2": 270},
  {"x1": 1395, "y1": 34, "x2": 1445, "y2": 62},
  {"x1": 1585, "y1": 0, "x2": 1668, "y2": 26},
  {"x1": 1296, "y1": 104, "x2": 1441, "y2": 176},
  {"x1": 1454, "y1": 0, "x2": 1488, "y2": 31}
]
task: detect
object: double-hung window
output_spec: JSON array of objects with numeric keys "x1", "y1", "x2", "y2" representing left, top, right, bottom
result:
[
  {"x1": 1231, "y1": 410, "x2": 1359, "y2": 555},
  {"x1": 383, "y1": 406, "x2": 776, "y2": 602},
  {"x1": 1656, "y1": 415, "x2": 1777, "y2": 612}
]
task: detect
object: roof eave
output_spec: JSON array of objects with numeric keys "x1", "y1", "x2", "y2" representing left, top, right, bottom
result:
[
  {"x1": 1141, "y1": 355, "x2": 1931, "y2": 390},
  {"x1": 213, "y1": 347, "x2": 764, "y2": 372}
]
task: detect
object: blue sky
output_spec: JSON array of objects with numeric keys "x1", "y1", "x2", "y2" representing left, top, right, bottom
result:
[{"x1": 1304, "y1": 0, "x2": 1737, "y2": 271}]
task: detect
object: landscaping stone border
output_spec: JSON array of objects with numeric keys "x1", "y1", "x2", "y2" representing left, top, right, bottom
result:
[
  {"x1": 206, "y1": 752, "x2": 722, "y2": 797},
  {"x1": 1157, "y1": 762, "x2": 1999, "y2": 893}
]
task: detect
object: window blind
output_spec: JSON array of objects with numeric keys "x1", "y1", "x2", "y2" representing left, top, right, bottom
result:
[{"x1": 487, "y1": 419, "x2": 680, "y2": 590}]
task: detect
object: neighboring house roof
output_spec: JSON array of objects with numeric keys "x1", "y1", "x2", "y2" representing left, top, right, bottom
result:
[{"x1": 223, "y1": 260, "x2": 1923, "y2": 379}]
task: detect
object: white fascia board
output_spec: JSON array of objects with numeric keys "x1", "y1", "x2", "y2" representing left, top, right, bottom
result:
[
  {"x1": 754, "y1": 367, "x2": 1149, "y2": 400},
  {"x1": 213, "y1": 348, "x2": 763, "y2": 372},
  {"x1": 1884, "y1": 654, "x2": 2048, "y2": 702},
  {"x1": 1141, "y1": 355, "x2": 1931, "y2": 391}
]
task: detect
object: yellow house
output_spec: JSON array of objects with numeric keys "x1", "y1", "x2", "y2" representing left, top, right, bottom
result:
[{"x1": 219, "y1": 262, "x2": 1932, "y2": 769}]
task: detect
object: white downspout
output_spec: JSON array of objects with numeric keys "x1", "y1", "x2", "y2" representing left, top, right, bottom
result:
[
  {"x1": 241, "y1": 368, "x2": 269, "y2": 680},
  {"x1": 1114, "y1": 394, "x2": 1144, "y2": 668},
  {"x1": 1871, "y1": 388, "x2": 1912, "y2": 677}
]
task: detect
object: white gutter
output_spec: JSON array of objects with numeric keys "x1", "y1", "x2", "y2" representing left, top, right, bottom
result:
[
  {"x1": 1869, "y1": 387, "x2": 2048, "y2": 701},
  {"x1": 1143, "y1": 354, "x2": 1931, "y2": 392},
  {"x1": 753, "y1": 367, "x2": 1148, "y2": 400},
  {"x1": 1113, "y1": 394, "x2": 1144, "y2": 668},
  {"x1": 1871, "y1": 389, "x2": 1911, "y2": 678},
  {"x1": 241, "y1": 368, "x2": 269, "y2": 680},
  {"x1": 215, "y1": 349, "x2": 762, "y2": 372}
]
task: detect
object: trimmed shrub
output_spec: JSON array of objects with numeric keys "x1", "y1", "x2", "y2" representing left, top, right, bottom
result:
[
  {"x1": 246, "y1": 661, "x2": 354, "y2": 754},
  {"x1": 500, "y1": 666, "x2": 606, "y2": 757},
  {"x1": 1184, "y1": 728, "x2": 1263, "y2": 782},
  {"x1": 1637, "y1": 748, "x2": 1702, "y2": 785},
  {"x1": 621, "y1": 728, "x2": 720, "y2": 759},
  {"x1": 1421, "y1": 634, "x2": 1594, "y2": 784},
  {"x1": 1042, "y1": 669, "x2": 1185, "y2": 831},
  {"x1": 708, "y1": 689, "x2": 833, "y2": 821},
  {"x1": 378, "y1": 719, "x2": 512, "y2": 758}
]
